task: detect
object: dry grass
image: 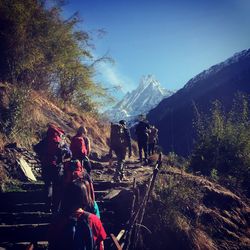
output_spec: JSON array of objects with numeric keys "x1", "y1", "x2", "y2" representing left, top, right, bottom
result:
[
  {"x1": 0, "y1": 134, "x2": 6, "y2": 151},
  {"x1": 0, "y1": 163, "x2": 8, "y2": 190},
  {"x1": 191, "y1": 229, "x2": 217, "y2": 250},
  {"x1": 29, "y1": 90, "x2": 110, "y2": 154},
  {"x1": 0, "y1": 85, "x2": 110, "y2": 154},
  {"x1": 143, "y1": 163, "x2": 250, "y2": 250}
]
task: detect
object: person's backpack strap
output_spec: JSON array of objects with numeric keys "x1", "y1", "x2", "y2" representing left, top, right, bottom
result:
[
  {"x1": 110, "y1": 123, "x2": 126, "y2": 149},
  {"x1": 74, "y1": 212, "x2": 94, "y2": 250}
]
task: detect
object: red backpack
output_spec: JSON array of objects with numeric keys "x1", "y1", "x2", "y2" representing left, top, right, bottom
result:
[
  {"x1": 63, "y1": 160, "x2": 84, "y2": 184},
  {"x1": 70, "y1": 136, "x2": 88, "y2": 160}
]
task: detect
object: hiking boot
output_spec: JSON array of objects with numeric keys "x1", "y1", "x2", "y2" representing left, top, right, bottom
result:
[
  {"x1": 45, "y1": 206, "x2": 52, "y2": 213},
  {"x1": 115, "y1": 177, "x2": 121, "y2": 183},
  {"x1": 122, "y1": 176, "x2": 129, "y2": 181},
  {"x1": 113, "y1": 175, "x2": 121, "y2": 183}
]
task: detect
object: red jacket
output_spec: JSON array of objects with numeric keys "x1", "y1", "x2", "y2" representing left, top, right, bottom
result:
[
  {"x1": 45, "y1": 124, "x2": 65, "y2": 166},
  {"x1": 63, "y1": 160, "x2": 84, "y2": 184},
  {"x1": 70, "y1": 135, "x2": 87, "y2": 160}
]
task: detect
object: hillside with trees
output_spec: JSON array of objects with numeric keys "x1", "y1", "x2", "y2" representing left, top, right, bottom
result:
[
  {"x1": 0, "y1": 1, "x2": 250, "y2": 250},
  {"x1": 0, "y1": 0, "x2": 112, "y2": 147},
  {"x1": 147, "y1": 49, "x2": 250, "y2": 156}
]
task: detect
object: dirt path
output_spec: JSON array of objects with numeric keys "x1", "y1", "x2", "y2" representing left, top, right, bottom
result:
[{"x1": 0, "y1": 147, "x2": 163, "y2": 250}]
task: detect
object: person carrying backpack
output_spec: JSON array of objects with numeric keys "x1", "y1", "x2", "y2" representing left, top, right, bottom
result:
[
  {"x1": 135, "y1": 118, "x2": 150, "y2": 164},
  {"x1": 34, "y1": 123, "x2": 67, "y2": 213},
  {"x1": 148, "y1": 125, "x2": 159, "y2": 156},
  {"x1": 109, "y1": 120, "x2": 132, "y2": 182},
  {"x1": 70, "y1": 126, "x2": 92, "y2": 174},
  {"x1": 48, "y1": 179, "x2": 106, "y2": 250},
  {"x1": 63, "y1": 159, "x2": 100, "y2": 218}
]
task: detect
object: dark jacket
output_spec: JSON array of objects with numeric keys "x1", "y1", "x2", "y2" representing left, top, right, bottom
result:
[{"x1": 135, "y1": 121, "x2": 150, "y2": 142}]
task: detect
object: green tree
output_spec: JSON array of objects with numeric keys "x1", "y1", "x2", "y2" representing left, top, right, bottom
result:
[
  {"x1": 190, "y1": 94, "x2": 250, "y2": 196},
  {"x1": 0, "y1": 0, "x2": 110, "y2": 110}
]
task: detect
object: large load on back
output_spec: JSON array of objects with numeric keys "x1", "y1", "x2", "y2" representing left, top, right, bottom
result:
[
  {"x1": 33, "y1": 123, "x2": 66, "y2": 164},
  {"x1": 110, "y1": 123, "x2": 128, "y2": 150}
]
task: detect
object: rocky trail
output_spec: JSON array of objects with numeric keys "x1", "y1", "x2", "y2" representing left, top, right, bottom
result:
[
  {"x1": 1, "y1": 145, "x2": 250, "y2": 250},
  {"x1": 0, "y1": 145, "x2": 159, "y2": 250},
  {"x1": 0, "y1": 179, "x2": 137, "y2": 249}
]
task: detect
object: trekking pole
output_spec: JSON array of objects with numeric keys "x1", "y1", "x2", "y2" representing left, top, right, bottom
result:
[{"x1": 133, "y1": 153, "x2": 162, "y2": 248}]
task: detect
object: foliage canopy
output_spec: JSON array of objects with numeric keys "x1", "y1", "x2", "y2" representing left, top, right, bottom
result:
[
  {"x1": 0, "y1": 0, "x2": 109, "y2": 111},
  {"x1": 190, "y1": 93, "x2": 250, "y2": 196}
]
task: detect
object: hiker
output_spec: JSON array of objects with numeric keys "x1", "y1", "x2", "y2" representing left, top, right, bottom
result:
[
  {"x1": 34, "y1": 123, "x2": 68, "y2": 213},
  {"x1": 148, "y1": 125, "x2": 158, "y2": 156},
  {"x1": 70, "y1": 126, "x2": 92, "y2": 174},
  {"x1": 48, "y1": 179, "x2": 106, "y2": 250},
  {"x1": 63, "y1": 159, "x2": 100, "y2": 218},
  {"x1": 109, "y1": 120, "x2": 132, "y2": 182},
  {"x1": 135, "y1": 118, "x2": 150, "y2": 164}
]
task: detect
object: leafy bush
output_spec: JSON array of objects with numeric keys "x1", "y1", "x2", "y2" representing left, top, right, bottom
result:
[
  {"x1": 0, "y1": 87, "x2": 29, "y2": 135},
  {"x1": 0, "y1": 85, "x2": 37, "y2": 147},
  {"x1": 190, "y1": 93, "x2": 250, "y2": 196}
]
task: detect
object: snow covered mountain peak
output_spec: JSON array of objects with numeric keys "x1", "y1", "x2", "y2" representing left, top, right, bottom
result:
[{"x1": 105, "y1": 75, "x2": 174, "y2": 123}]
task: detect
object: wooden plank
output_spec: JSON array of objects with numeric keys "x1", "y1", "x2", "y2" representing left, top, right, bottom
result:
[
  {"x1": 110, "y1": 233, "x2": 123, "y2": 250},
  {"x1": 26, "y1": 243, "x2": 34, "y2": 250},
  {"x1": 116, "y1": 229, "x2": 125, "y2": 241}
]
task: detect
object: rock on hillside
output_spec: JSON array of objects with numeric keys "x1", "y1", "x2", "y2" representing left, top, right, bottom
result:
[{"x1": 147, "y1": 48, "x2": 250, "y2": 156}]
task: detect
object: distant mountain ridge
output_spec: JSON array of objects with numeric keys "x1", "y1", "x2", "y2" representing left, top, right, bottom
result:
[
  {"x1": 185, "y1": 49, "x2": 250, "y2": 90},
  {"x1": 105, "y1": 75, "x2": 174, "y2": 122},
  {"x1": 147, "y1": 48, "x2": 250, "y2": 156}
]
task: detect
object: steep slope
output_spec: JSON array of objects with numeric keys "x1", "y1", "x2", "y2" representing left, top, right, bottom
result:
[
  {"x1": 144, "y1": 165, "x2": 250, "y2": 250},
  {"x1": 0, "y1": 83, "x2": 249, "y2": 250},
  {"x1": 147, "y1": 49, "x2": 250, "y2": 156},
  {"x1": 106, "y1": 75, "x2": 173, "y2": 122},
  {"x1": 0, "y1": 83, "x2": 110, "y2": 154}
]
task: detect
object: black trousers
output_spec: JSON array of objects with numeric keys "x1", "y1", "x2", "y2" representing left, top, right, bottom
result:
[
  {"x1": 42, "y1": 165, "x2": 62, "y2": 213},
  {"x1": 148, "y1": 142, "x2": 155, "y2": 155},
  {"x1": 138, "y1": 139, "x2": 148, "y2": 161},
  {"x1": 113, "y1": 147, "x2": 127, "y2": 180}
]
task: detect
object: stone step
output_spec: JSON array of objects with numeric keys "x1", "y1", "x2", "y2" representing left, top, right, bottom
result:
[
  {"x1": 0, "y1": 212, "x2": 52, "y2": 225},
  {"x1": 16, "y1": 179, "x2": 132, "y2": 192},
  {"x1": 0, "y1": 191, "x2": 44, "y2": 204},
  {"x1": 19, "y1": 182, "x2": 44, "y2": 191},
  {"x1": 0, "y1": 223, "x2": 49, "y2": 242},
  {"x1": 0, "y1": 213, "x2": 117, "y2": 243},
  {"x1": 0, "y1": 209, "x2": 115, "y2": 225},
  {"x1": 0, "y1": 199, "x2": 112, "y2": 214},
  {"x1": 0, "y1": 190, "x2": 110, "y2": 208},
  {"x1": 0, "y1": 180, "x2": 128, "y2": 247},
  {"x1": 0, "y1": 241, "x2": 48, "y2": 250},
  {"x1": 93, "y1": 181, "x2": 131, "y2": 190},
  {"x1": 0, "y1": 203, "x2": 48, "y2": 213}
]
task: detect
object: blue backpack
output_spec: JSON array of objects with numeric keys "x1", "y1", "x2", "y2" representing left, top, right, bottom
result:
[{"x1": 51, "y1": 212, "x2": 95, "y2": 250}]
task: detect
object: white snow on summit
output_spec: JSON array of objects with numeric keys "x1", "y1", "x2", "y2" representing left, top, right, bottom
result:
[{"x1": 105, "y1": 75, "x2": 173, "y2": 122}]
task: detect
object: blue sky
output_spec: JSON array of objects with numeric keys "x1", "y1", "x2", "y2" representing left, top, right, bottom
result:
[{"x1": 63, "y1": 0, "x2": 250, "y2": 93}]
